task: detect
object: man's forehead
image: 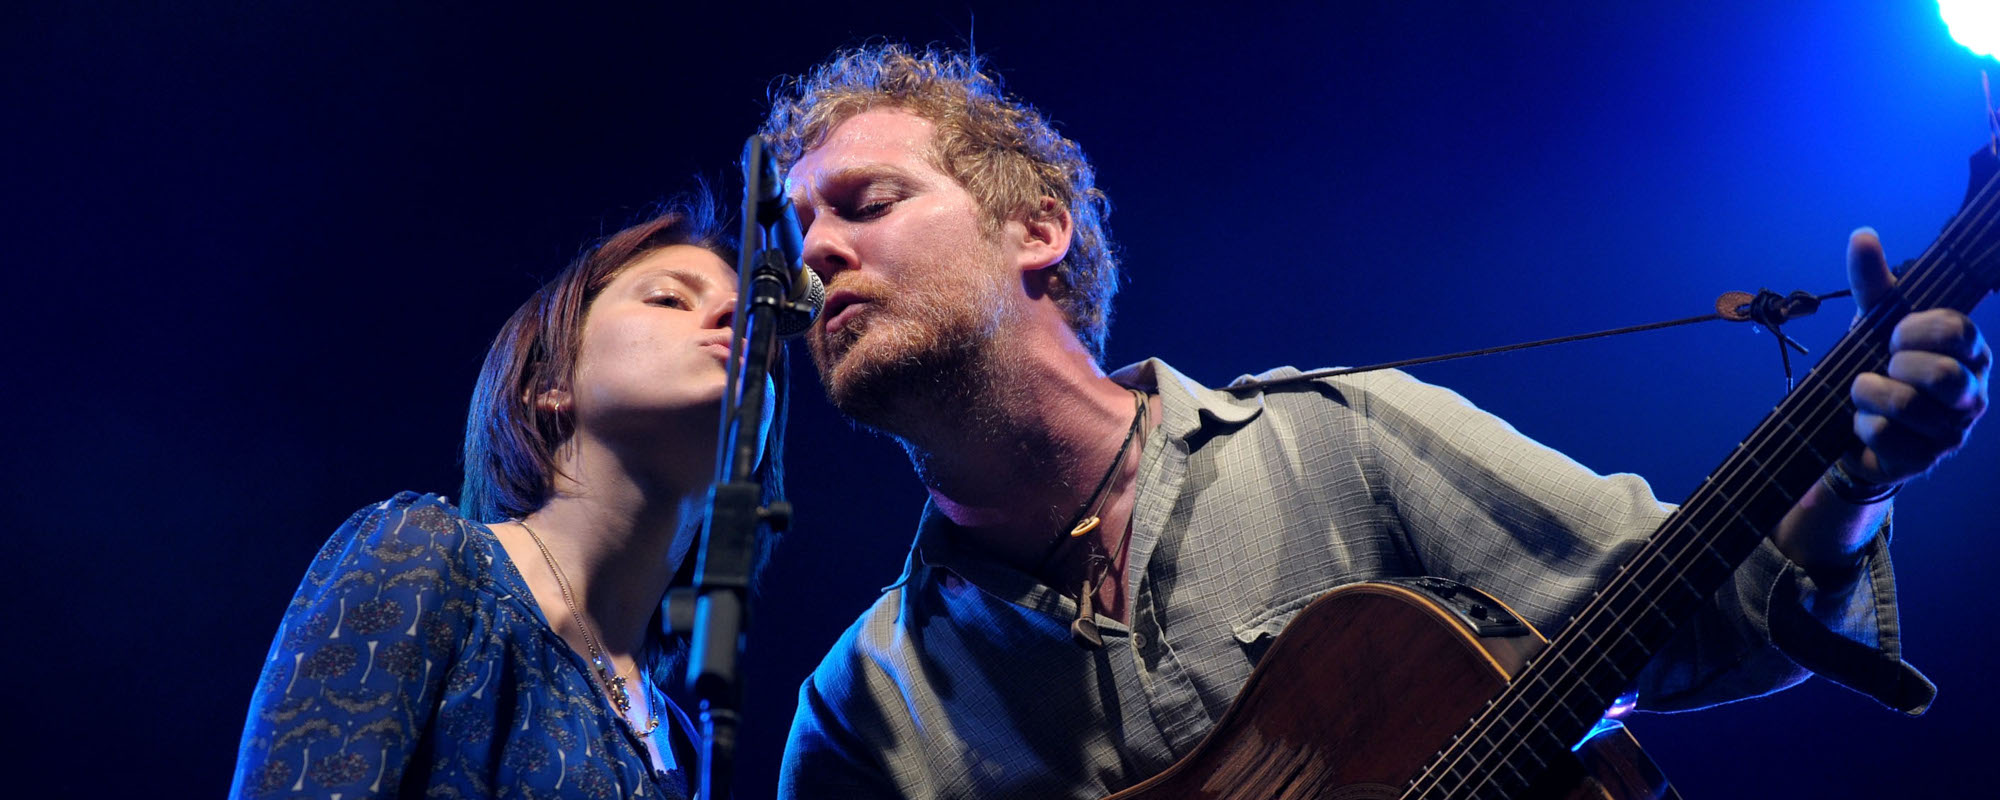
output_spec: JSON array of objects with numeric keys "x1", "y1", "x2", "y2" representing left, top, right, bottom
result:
[
  {"x1": 820, "y1": 107, "x2": 936, "y2": 151},
  {"x1": 786, "y1": 109, "x2": 937, "y2": 198}
]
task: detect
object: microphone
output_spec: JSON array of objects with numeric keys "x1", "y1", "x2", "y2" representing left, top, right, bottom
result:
[
  {"x1": 741, "y1": 135, "x2": 825, "y2": 338},
  {"x1": 775, "y1": 252, "x2": 825, "y2": 339}
]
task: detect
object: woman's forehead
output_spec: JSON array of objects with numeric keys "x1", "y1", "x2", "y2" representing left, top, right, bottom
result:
[{"x1": 615, "y1": 244, "x2": 737, "y2": 290}]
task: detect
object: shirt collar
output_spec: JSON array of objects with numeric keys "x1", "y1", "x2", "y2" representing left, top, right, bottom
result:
[
  {"x1": 885, "y1": 498, "x2": 1076, "y2": 621},
  {"x1": 884, "y1": 357, "x2": 1265, "y2": 602},
  {"x1": 1108, "y1": 357, "x2": 1264, "y2": 441}
]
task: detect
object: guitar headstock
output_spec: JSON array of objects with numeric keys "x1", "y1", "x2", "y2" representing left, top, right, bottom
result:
[
  {"x1": 1932, "y1": 146, "x2": 2000, "y2": 296},
  {"x1": 1967, "y1": 144, "x2": 1999, "y2": 210}
]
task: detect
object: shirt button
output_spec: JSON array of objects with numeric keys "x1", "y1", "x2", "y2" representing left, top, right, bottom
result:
[{"x1": 1132, "y1": 631, "x2": 1148, "y2": 649}]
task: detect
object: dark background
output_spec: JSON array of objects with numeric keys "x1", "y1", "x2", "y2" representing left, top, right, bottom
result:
[{"x1": 7, "y1": 1, "x2": 1996, "y2": 796}]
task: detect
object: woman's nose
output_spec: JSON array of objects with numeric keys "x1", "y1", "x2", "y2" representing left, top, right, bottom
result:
[{"x1": 704, "y1": 295, "x2": 736, "y2": 331}]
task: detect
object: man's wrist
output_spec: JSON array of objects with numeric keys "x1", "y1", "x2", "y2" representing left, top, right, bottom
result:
[{"x1": 1821, "y1": 458, "x2": 1901, "y2": 505}]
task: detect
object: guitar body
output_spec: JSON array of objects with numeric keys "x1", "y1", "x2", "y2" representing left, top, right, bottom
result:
[{"x1": 1107, "y1": 580, "x2": 1677, "y2": 800}]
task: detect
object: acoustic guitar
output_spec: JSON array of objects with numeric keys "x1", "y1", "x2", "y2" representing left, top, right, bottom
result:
[{"x1": 1108, "y1": 148, "x2": 2000, "y2": 800}]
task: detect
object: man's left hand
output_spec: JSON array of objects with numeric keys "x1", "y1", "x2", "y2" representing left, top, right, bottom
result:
[{"x1": 1846, "y1": 227, "x2": 1991, "y2": 485}]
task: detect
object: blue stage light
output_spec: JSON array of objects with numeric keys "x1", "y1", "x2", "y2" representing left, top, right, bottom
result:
[{"x1": 1942, "y1": 0, "x2": 2000, "y2": 59}]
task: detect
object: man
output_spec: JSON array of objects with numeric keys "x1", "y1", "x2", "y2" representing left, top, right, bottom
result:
[{"x1": 762, "y1": 45, "x2": 1989, "y2": 797}]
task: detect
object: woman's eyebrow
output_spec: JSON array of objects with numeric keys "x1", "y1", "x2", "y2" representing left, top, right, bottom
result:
[{"x1": 630, "y1": 266, "x2": 722, "y2": 295}]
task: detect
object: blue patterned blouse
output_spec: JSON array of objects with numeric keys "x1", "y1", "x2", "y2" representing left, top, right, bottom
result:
[{"x1": 230, "y1": 492, "x2": 696, "y2": 798}]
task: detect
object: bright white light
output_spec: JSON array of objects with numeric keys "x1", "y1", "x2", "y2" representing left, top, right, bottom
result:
[{"x1": 1942, "y1": 0, "x2": 2000, "y2": 59}]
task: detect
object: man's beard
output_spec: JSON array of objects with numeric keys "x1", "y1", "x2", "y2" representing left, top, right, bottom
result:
[{"x1": 808, "y1": 269, "x2": 1012, "y2": 438}]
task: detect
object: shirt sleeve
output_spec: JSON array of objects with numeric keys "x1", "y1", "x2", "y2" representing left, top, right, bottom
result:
[
  {"x1": 229, "y1": 495, "x2": 482, "y2": 798},
  {"x1": 778, "y1": 668, "x2": 906, "y2": 800},
  {"x1": 1346, "y1": 369, "x2": 1928, "y2": 713}
]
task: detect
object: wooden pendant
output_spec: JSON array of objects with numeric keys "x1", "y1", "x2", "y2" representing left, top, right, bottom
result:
[{"x1": 1072, "y1": 575, "x2": 1104, "y2": 649}]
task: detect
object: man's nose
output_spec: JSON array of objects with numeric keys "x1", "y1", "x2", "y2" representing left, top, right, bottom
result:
[{"x1": 802, "y1": 218, "x2": 856, "y2": 281}]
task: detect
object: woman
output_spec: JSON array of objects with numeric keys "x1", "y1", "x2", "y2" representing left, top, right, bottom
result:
[{"x1": 229, "y1": 196, "x2": 785, "y2": 798}]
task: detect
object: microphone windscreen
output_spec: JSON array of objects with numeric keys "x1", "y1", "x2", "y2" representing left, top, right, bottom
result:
[{"x1": 776, "y1": 266, "x2": 826, "y2": 339}]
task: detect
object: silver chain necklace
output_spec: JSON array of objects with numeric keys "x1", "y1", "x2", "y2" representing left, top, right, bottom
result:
[{"x1": 517, "y1": 519, "x2": 661, "y2": 736}]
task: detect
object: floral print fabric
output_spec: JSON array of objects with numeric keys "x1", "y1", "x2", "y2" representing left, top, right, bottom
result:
[{"x1": 230, "y1": 492, "x2": 689, "y2": 799}]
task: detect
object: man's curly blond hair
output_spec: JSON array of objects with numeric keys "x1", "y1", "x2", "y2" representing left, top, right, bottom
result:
[{"x1": 761, "y1": 43, "x2": 1118, "y2": 361}]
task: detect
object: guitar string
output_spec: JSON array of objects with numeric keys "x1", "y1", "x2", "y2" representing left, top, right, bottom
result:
[
  {"x1": 1419, "y1": 221, "x2": 1994, "y2": 798},
  {"x1": 1422, "y1": 187, "x2": 1999, "y2": 798},
  {"x1": 1407, "y1": 175, "x2": 2000, "y2": 798},
  {"x1": 1419, "y1": 191, "x2": 2000, "y2": 798},
  {"x1": 1410, "y1": 307, "x2": 1911, "y2": 795}
]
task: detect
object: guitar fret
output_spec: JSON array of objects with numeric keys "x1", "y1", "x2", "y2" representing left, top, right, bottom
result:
[
  {"x1": 1698, "y1": 541, "x2": 1733, "y2": 571},
  {"x1": 1443, "y1": 760, "x2": 1471, "y2": 794},
  {"x1": 1492, "y1": 687, "x2": 1594, "y2": 744},
  {"x1": 1736, "y1": 451, "x2": 1773, "y2": 486},
  {"x1": 1481, "y1": 761, "x2": 1529, "y2": 800},
  {"x1": 1547, "y1": 699, "x2": 1590, "y2": 730}
]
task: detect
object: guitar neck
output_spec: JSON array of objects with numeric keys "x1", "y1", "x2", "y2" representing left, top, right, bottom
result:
[{"x1": 1411, "y1": 150, "x2": 2000, "y2": 799}]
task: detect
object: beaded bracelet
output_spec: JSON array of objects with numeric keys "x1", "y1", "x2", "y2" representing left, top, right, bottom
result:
[{"x1": 1820, "y1": 458, "x2": 1902, "y2": 505}]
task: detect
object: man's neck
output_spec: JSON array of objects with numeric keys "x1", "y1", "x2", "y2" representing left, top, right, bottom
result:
[{"x1": 896, "y1": 344, "x2": 1145, "y2": 573}]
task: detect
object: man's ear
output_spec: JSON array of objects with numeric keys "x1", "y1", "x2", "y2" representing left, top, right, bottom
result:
[{"x1": 1013, "y1": 196, "x2": 1073, "y2": 272}]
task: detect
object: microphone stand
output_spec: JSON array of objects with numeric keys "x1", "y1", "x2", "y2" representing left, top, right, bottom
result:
[{"x1": 681, "y1": 134, "x2": 805, "y2": 800}]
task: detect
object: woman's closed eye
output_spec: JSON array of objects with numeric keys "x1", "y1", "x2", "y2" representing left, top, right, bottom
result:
[{"x1": 647, "y1": 292, "x2": 692, "y2": 310}]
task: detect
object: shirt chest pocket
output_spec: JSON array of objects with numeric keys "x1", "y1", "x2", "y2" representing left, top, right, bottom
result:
[{"x1": 1228, "y1": 587, "x2": 1339, "y2": 664}]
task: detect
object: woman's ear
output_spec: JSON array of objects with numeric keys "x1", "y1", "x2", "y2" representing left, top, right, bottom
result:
[{"x1": 532, "y1": 388, "x2": 573, "y2": 415}]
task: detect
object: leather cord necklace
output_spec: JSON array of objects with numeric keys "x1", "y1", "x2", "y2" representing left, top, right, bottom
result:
[{"x1": 1038, "y1": 388, "x2": 1149, "y2": 649}]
